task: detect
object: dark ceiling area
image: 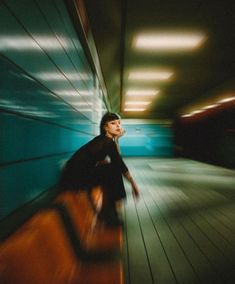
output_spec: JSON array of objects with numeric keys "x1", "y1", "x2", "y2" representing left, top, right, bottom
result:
[{"x1": 83, "y1": 0, "x2": 235, "y2": 120}]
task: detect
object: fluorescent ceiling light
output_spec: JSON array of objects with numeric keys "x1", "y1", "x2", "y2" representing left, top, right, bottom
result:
[
  {"x1": 181, "y1": 114, "x2": 193, "y2": 118},
  {"x1": 134, "y1": 32, "x2": 205, "y2": 50},
  {"x1": 217, "y1": 96, "x2": 235, "y2": 103},
  {"x1": 124, "y1": 108, "x2": 146, "y2": 112},
  {"x1": 126, "y1": 89, "x2": 159, "y2": 96},
  {"x1": 202, "y1": 104, "x2": 218, "y2": 110},
  {"x1": 182, "y1": 109, "x2": 203, "y2": 117},
  {"x1": 182, "y1": 95, "x2": 235, "y2": 118},
  {"x1": 128, "y1": 71, "x2": 173, "y2": 80},
  {"x1": 125, "y1": 101, "x2": 150, "y2": 106},
  {"x1": 190, "y1": 109, "x2": 205, "y2": 115},
  {"x1": 191, "y1": 110, "x2": 204, "y2": 114}
]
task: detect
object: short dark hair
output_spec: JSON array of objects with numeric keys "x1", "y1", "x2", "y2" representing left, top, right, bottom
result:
[{"x1": 100, "y1": 112, "x2": 121, "y2": 135}]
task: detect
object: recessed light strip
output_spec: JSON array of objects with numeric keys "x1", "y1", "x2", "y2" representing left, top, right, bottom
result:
[
  {"x1": 126, "y1": 89, "x2": 159, "y2": 96},
  {"x1": 125, "y1": 101, "x2": 150, "y2": 106},
  {"x1": 128, "y1": 71, "x2": 173, "y2": 81},
  {"x1": 134, "y1": 32, "x2": 206, "y2": 50},
  {"x1": 124, "y1": 108, "x2": 146, "y2": 112},
  {"x1": 182, "y1": 96, "x2": 235, "y2": 118}
]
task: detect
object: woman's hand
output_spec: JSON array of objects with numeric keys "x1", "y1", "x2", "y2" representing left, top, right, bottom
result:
[
  {"x1": 117, "y1": 128, "x2": 126, "y2": 139},
  {"x1": 124, "y1": 171, "x2": 140, "y2": 200},
  {"x1": 132, "y1": 184, "x2": 140, "y2": 200}
]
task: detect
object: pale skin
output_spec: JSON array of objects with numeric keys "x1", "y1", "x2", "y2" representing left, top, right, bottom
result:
[{"x1": 104, "y1": 119, "x2": 140, "y2": 199}]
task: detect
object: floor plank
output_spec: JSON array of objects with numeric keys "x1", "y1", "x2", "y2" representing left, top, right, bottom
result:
[{"x1": 122, "y1": 158, "x2": 235, "y2": 284}]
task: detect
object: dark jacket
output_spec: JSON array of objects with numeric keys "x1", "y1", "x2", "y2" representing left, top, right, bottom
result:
[{"x1": 60, "y1": 135, "x2": 128, "y2": 201}]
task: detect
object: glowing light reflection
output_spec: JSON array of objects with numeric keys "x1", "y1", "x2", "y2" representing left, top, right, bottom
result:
[
  {"x1": 134, "y1": 32, "x2": 206, "y2": 50},
  {"x1": 181, "y1": 95, "x2": 235, "y2": 118},
  {"x1": 126, "y1": 89, "x2": 159, "y2": 96},
  {"x1": 36, "y1": 72, "x2": 89, "y2": 81},
  {"x1": 125, "y1": 101, "x2": 151, "y2": 106},
  {"x1": 124, "y1": 108, "x2": 146, "y2": 112},
  {"x1": 128, "y1": 70, "x2": 173, "y2": 81},
  {"x1": 218, "y1": 97, "x2": 235, "y2": 103},
  {"x1": 0, "y1": 36, "x2": 70, "y2": 50},
  {"x1": 56, "y1": 90, "x2": 78, "y2": 96}
]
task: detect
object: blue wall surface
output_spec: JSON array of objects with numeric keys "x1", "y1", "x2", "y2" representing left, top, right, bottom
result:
[
  {"x1": 0, "y1": 0, "x2": 106, "y2": 218},
  {"x1": 120, "y1": 122, "x2": 173, "y2": 157},
  {"x1": 0, "y1": 110, "x2": 93, "y2": 218}
]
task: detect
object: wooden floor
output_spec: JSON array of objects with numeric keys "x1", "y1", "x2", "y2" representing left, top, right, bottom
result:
[{"x1": 122, "y1": 158, "x2": 235, "y2": 284}]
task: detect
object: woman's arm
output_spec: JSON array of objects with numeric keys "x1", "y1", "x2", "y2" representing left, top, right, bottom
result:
[
  {"x1": 123, "y1": 171, "x2": 140, "y2": 199},
  {"x1": 107, "y1": 137, "x2": 140, "y2": 199}
]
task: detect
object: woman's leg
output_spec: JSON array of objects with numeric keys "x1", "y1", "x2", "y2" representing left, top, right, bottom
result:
[
  {"x1": 93, "y1": 164, "x2": 125, "y2": 226},
  {"x1": 99, "y1": 189, "x2": 123, "y2": 226}
]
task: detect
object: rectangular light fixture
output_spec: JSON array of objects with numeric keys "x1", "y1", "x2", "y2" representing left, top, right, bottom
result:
[
  {"x1": 125, "y1": 101, "x2": 150, "y2": 106},
  {"x1": 182, "y1": 96, "x2": 235, "y2": 118},
  {"x1": 124, "y1": 108, "x2": 146, "y2": 112},
  {"x1": 202, "y1": 104, "x2": 218, "y2": 110},
  {"x1": 133, "y1": 32, "x2": 205, "y2": 50},
  {"x1": 128, "y1": 71, "x2": 173, "y2": 80},
  {"x1": 126, "y1": 89, "x2": 159, "y2": 96},
  {"x1": 217, "y1": 96, "x2": 235, "y2": 103}
]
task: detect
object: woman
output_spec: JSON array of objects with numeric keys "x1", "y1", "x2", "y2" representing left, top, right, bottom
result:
[{"x1": 60, "y1": 112, "x2": 140, "y2": 226}]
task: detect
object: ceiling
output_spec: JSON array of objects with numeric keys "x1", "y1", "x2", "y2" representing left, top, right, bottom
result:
[{"x1": 83, "y1": 0, "x2": 235, "y2": 120}]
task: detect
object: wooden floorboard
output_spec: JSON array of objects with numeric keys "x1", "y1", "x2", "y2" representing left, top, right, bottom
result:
[
  {"x1": 124, "y1": 193, "x2": 154, "y2": 284},
  {"x1": 122, "y1": 158, "x2": 235, "y2": 284}
]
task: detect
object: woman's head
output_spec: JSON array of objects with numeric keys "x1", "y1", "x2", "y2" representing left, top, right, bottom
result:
[{"x1": 100, "y1": 112, "x2": 121, "y2": 137}]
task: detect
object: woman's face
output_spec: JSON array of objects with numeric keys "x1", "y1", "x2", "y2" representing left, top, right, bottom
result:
[{"x1": 105, "y1": 119, "x2": 122, "y2": 138}]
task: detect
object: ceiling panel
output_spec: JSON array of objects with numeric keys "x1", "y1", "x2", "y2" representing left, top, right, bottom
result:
[{"x1": 83, "y1": 0, "x2": 235, "y2": 120}]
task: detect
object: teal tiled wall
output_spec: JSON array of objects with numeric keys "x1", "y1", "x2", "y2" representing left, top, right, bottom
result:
[
  {"x1": 0, "y1": 0, "x2": 106, "y2": 218},
  {"x1": 120, "y1": 123, "x2": 173, "y2": 157}
]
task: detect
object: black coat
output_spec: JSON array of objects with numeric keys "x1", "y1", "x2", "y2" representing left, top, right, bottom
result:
[{"x1": 60, "y1": 135, "x2": 128, "y2": 201}]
